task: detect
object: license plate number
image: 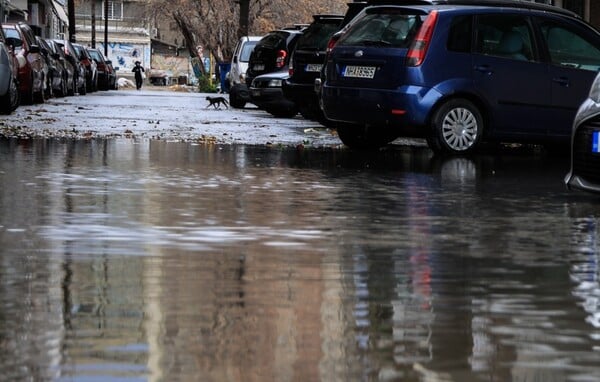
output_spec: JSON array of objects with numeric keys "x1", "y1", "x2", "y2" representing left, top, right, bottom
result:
[
  {"x1": 592, "y1": 131, "x2": 600, "y2": 153},
  {"x1": 253, "y1": 64, "x2": 265, "y2": 71},
  {"x1": 305, "y1": 64, "x2": 322, "y2": 72},
  {"x1": 343, "y1": 65, "x2": 376, "y2": 79}
]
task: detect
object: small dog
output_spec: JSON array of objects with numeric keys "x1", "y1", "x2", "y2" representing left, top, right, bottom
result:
[{"x1": 205, "y1": 96, "x2": 229, "y2": 109}]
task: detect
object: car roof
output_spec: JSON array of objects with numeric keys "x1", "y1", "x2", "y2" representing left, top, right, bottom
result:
[
  {"x1": 312, "y1": 14, "x2": 344, "y2": 21},
  {"x1": 365, "y1": 0, "x2": 578, "y2": 18}
]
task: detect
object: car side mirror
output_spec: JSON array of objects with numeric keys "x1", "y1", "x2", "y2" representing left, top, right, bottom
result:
[
  {"x1": 233, "y1": 56, "x2": 238, "y2": 63},
  {"x1": 114, "y1": 67, "x2": 119, "y2": 71},
  {"x1": 106, "y1": 60, "x2": 112, "y2": 65},
  {"x1": 29, "y1": 44, "x2": 41, "y2": 54},
  {"x1": 5, "y1": 37, "x2": 21, "y2": 49}
]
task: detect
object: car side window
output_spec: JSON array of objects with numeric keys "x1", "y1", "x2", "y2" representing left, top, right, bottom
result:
[
  {"x1": 475, "y1": 14, "x2": 535, "y2": 62},
  {"x1": 447, "y1": 15, "x2": 472, "y2": 53},
  {"x1": 539, "y1": 20, "x2": 600, "y2": 71}
]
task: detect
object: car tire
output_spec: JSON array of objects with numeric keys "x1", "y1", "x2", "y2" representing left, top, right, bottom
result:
[
  {"x1": 336, "y1": 122, "x2": 397, "y2": 149},
  {"x1": 229, "y1": 86, "x2": 246, "y2": 109},
  {"x1": 79, "y1": 79, "x2": 87, "y2": 95},
  {"x1": 0, "y1": 76, "x2": 20, "y2": 114},
  {"x1": 428, "y1": 98, "x2": 483, "y2": 155},
  {"x1": 22, "y1": 74, "x2": 35, "y2": 105}
]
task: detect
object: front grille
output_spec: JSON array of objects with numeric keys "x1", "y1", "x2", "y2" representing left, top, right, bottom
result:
[{"x1": 573, "y1": 117, "x2": 600, "y2": 183}]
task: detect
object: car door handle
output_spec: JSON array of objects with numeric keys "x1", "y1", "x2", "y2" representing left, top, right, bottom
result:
[
  {"x1": 553, "y1": 77, "x2": 570, "y2": 87},
  {"x1": 474, "y1": 65, "x2": 493, "y2": 75}
]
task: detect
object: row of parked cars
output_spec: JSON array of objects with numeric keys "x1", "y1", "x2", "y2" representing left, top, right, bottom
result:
[
  {"x1": 228, "y1": 0, "x2": 600, "y2": 194},
  {"x1": 0, "y1": 21, "x2": 117, "y2": 115}
]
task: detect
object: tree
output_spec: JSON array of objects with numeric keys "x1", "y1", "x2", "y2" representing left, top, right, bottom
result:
[{"x1": 147, "y1": 0, "x2": 348, "y2": 65}]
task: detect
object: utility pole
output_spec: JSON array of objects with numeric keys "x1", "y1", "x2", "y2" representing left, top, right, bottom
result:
[
  {"x1": 104, "y1": 0, "x2": 108, "y2": 56},
  {"x1": 91, "y1": 0, "x2": 96, "y2": 48},
  {"x1": 68, "y1": 0, "x2": 76, "y2": 42}
]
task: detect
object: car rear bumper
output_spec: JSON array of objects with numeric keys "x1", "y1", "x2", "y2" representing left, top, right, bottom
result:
[
  {"x1": 322, "y1": 84, "x2": 441, "y2": 135},
  {"x1": 250, "y1": 87, "x2": 295, "y2": 110}
]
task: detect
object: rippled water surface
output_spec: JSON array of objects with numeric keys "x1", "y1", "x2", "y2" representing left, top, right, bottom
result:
[{"x1": 1, "y1": 139, "x2": 599, "y2": 381}]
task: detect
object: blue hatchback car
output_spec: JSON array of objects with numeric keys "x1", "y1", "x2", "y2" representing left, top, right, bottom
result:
[{"x1": 321, "y1": 1, "x2": 600, "y2": 154}]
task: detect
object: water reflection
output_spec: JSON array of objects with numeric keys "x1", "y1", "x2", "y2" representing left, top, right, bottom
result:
[{"x1": 1, "y1": 139, "x2": 600, "y2": 381}]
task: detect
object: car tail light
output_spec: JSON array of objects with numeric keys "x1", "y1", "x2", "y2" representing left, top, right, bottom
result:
[
  {"x1": 276, "y1": 50, "x2": 287, "y2": 68},
  {"x1": 326, "y1": 33, "x2": 342, "y2": 55},
  {"x1": 288, "y1": 60, "x2": 294, "y2": 76},
  {"x1": 407, "y1": 10, "x2": 438, "y2": 67}
]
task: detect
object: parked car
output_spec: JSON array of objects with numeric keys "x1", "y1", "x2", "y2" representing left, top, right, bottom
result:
[
  {"x1": 46, "y1": 39, "x2": 74, "y2": 97},
  {"x1": 283, "y1": 14, "x2": 343, "y2": 122},
  {"x1": 245, "y1": 27, "x2": 305, "y2": 95},
  {"x1": 250, "y1": 71, "x2": 298, "y2": 118},
  {"x1": 228, "y1": 35, "x2": 262, "y2": 108},
  {"x1": 0, "y1": 25, "x2": 20, "y2": 113},
  {"x1": 73, "y1": 43, "x2": 98, "y2": 92},
  {"x1": 87, "y1": 48, "x2": 113, "y2": 90},
  {"x1": 3, "y1": 22, "x2": 46, "y2": 104},
  {"x1": 321, "y1": 1, "x2": 600, "y2": 154},
  {"x1": 565, "y1": 71, "x2": 600, "y2": 193},
  {"x1": 105, "y1": 58, "x2": 118, "y2": 90},
  {"x1": 53, "y1": 39, "x2": 86, "y2": 95}
]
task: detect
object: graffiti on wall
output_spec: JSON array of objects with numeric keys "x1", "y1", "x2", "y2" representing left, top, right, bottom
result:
[
  {"x1": 97, "y1": 43, "x2": 146, "y2": 72},
  {"x1": 151, "y1": 55, "x2": 189, "y2": 77}
]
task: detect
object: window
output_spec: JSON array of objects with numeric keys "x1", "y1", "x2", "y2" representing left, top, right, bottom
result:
[
  {"x1": 540, "y1": 20, "x2": 600, "y2": 71},
  {"x1": 103, "y1": 1, "x2": 123, "y2": 21},
  {"x1": 447, "y1": 15, "x2": 472, "y2": 53},
  {"x1": 475, "y1": 14, "x2": 535, "y2": 62}
]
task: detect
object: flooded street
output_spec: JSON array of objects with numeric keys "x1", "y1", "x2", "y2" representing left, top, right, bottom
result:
[{"x1": 1, "y1": 138, "x2": 599, "y2": 381}]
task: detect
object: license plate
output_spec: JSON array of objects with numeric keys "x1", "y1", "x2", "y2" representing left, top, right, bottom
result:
[
  {"x1": 252, "y1": 90, "x2": 261, "y2": 97},
  {"x1": 343, "y1": 65, "x2": 376, "y2": 79},
  {"x1": 305, "y1": 63, "x2": 322, "y2": 72},
  {"x1": 253, "y1": 64, "x2": 265, "y2": 71},
  {"x1": 592, "y1": 131, "x2": 600, "y2": 153}
]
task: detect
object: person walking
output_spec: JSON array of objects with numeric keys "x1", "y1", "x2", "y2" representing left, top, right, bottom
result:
[{"x1": 132, "y1": 61, "x2": 145, "y2": 90}]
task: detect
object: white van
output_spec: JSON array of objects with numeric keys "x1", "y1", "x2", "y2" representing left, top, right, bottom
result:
[{"x1": 228, "y1": 35, "x2": 261, "y2": 108}]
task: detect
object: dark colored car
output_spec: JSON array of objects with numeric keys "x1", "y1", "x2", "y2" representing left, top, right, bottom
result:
[
  {"x1": 245, "y1": 27, "x2": 305, "y2": 91},
  {"x1": 3, "y1": 22, "x2": 46, "y2": 104},
  {"x1": 283, "y1": 14, "x2": 344, "y2": 122},
  {"x1": 321, "y1": 1, "x2": 600, "y2": 154},
  {"x1": 105, "y1": 58, "x2": 118, "y2": 90},
  {"x1": 87, "y1": 48, "x2": 113, "y2": 90},
  {"x1": 53, "y1": 39, "x2": 86, "y2": 95},
  {"x1": 73, "y1": 43, "x2": 98, "y2": 92},
  {"x1": 249, "y1": 71, "x2": 298, "y2": 118},
  {"x1": 0, "y1": 25, "x2": 19, "y2": 113},
  {"x1": 565, "y1": 71, "x2": 600, "y2": 193},
  {"x1": 46, "y1": 39, "x2": 75, "y2": 97}
]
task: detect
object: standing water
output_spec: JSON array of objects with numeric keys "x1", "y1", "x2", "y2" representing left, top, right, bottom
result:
[{"x1": 0, "y1": 139, "x2": 599, "y2": 381}]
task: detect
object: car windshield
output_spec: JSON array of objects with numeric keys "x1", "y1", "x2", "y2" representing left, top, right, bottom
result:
[
  {"x1": 88, "y1": 50, "x2": 104, "y2": 62},
  {"x1": 296, "y1": 20, "x2": 342, "y2": 50},
  {"x1": 337, "y1": 11, "x2": 424, "y2": 48},
  {"x1": 240, "y1": 41, "x2": 258, "y2": 62}
]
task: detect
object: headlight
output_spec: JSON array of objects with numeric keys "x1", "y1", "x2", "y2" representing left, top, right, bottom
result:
[
  {"x1": 267, "y1": 79, "x2": 282, "y2": 87},
  {"x1": 588, "y1": 72, "x2": 600, "y2": 103}
]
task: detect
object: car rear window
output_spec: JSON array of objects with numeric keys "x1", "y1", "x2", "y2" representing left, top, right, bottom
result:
[
  {"x1": 258, "y1": 32, "x2": 288, "y2": 49},
  {"x1": 297, "y1": 20, "x2": 342, "y2": 50},
  {"x1": 336, "y1": 9, "x2": 425, "y2": 48}
]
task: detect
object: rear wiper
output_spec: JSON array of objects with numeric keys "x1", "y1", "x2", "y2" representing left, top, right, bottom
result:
[{"x1": 360, "y1": 39, "x2": 392, "y2": 47}]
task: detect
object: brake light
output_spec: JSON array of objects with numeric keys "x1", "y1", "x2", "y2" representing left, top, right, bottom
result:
[
  {"x1": 276, "y1": 50, "x2": 287, "y2": 68},
  {"x1": 326, "y1": 33, "x2": 341, "y2": 55},
  {"x1": 288, "y1": 58, "x2": 294, "y2": 76},
  {"x1": 407, "y1": 10, "x2": 438, "y2": 67}
]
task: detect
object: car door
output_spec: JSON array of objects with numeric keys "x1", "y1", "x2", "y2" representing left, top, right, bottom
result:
[
  {"x1": 472, "y1": 13, "x2": 550, "y2": 139},
  {"x1": 536, "y1": 16, "x2": 600, "y2": 139}
]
